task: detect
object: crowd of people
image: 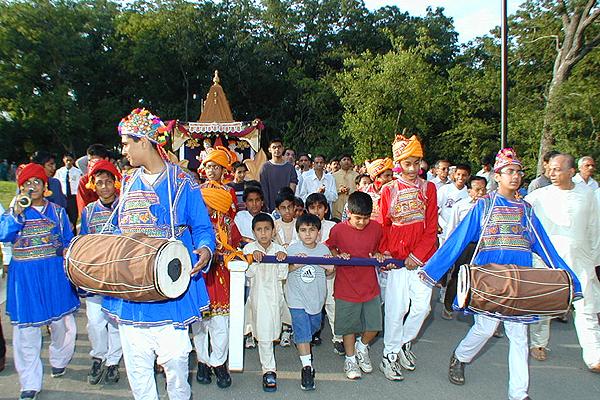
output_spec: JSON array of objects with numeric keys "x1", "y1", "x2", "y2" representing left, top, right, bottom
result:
[{"x1": 0, "y1": 107, "x2": 599, "y2": 400}]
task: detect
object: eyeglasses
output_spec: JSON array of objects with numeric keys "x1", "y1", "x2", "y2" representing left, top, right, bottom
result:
[
  {"x1": 23, "y1": 178, "x2": 44, "y2": 187},
  {"x1": 500, "y1": 169, "x2": 524, "y2": 177}
]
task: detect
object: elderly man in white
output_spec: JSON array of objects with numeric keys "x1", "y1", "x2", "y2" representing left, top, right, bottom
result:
[
  {"x1": 573, "y1": 156, "x2": 598, "y2": 190},
  {"x1": 525, "y1": 153, "x2": 600, "y2": 373}
]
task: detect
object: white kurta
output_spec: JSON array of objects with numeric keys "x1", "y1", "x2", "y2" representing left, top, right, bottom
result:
[
  {"x1": 525, "y1": 184, "x2": 600, "y2": 313},
  {"x1": 243, "y1": 242, "x2": 288, "y2": 341},
  {"x1": 437, "y1": 184, "x2": 469, "y2": 237}
]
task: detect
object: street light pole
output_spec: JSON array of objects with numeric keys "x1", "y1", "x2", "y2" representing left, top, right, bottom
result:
[{"x1": 501, "y1": 0, "x2": 508, "y2": 148}]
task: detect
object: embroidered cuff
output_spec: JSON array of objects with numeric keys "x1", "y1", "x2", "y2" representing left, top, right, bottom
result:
[
  {"x1": 418, "y1": 270, "x2": 437, "y2": 288},
  {"x1": 408, "y1": 253, "x2": 424, "y2": 267}
]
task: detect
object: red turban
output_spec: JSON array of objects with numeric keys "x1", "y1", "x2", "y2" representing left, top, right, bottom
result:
[
  {"x1": 17, "y1": 163, "x2": 48, "y2": 187},
  {"x1": 88, "y1": 160, "x2": 122, "y2": 182}
]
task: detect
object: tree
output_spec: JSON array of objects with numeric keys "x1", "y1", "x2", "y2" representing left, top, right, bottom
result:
[{"x1": 513, "y1": 0, "x2": 600, "y2": 173}]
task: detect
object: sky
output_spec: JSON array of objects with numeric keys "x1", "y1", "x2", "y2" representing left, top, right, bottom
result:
[{"x1": 363, "y1": 0, "x2": 522, "y2": 43}]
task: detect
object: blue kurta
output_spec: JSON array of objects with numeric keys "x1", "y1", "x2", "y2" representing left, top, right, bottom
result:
[
  {"x1": 102, "y1": 163, "x2": 216, "y2": 329},
  {"x1": 421, "y1": 192, "x2": 582, "y2": 321},
  {"x1": 0, "y1": 201, "x2": 79, "y2": 327}
]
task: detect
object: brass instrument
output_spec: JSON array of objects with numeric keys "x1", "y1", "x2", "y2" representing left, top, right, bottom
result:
[{"x1": 15, "y1": 188, "x2": 34, "y2": 208}]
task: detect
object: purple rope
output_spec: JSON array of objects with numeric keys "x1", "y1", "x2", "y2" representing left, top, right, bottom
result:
[{"x1": 261, "y1": 255, "x2": 405, "y2": 269}]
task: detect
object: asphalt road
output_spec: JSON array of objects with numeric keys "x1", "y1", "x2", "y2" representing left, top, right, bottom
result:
[{"x1": 0, "y1": 290, "x2": 599, "y2": 400}]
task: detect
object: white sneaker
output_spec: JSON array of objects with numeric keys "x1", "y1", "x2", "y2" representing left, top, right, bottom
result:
[
  {"x1": 355, "y1": 342, "x2": 373, "y2": 373},
  {"x1": 344, "y1": 358, "x2": 362, "y2": 380},
  {"x1": 280, "y1": 330, "x2": 292, "y2": 347},
  {"x1": 379, "y1": 353, "x2": 404, "y2": 381},
  {"x1": 244, "y1": 335, "x2": 256, "y2": 349},
  {"x1": 398, "y1": 343, "x2": 416, "y2": 371}
]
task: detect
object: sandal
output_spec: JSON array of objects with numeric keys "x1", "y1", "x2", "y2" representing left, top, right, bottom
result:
[
  {"x1": 448, "y1": 353, "x2": 465, "y2": 385},
  {"x1": 262, "y1": 371, "x2": 277, "y2": 392},
  {"x1": 530, "y1": 347, "x2": 547, "y2": 361}
]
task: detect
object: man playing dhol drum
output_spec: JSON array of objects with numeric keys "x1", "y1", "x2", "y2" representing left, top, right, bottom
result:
[
  {"x1": 420, "y1": 148, "x2": 582, "y2": 400},
  {"x1": 102, "y1": 108, "x2": 215, "y2": 400}
]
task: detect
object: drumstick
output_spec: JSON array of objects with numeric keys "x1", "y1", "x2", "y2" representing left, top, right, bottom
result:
[{"x1": 258, "y1": 255, "x2": 405, "y2": 269}]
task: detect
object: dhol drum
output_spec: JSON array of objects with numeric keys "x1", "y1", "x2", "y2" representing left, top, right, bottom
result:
[
  {"x1": 457, "y1": 263, "x2": 573, "y2": 317},
  {"x1": 65, "y1": 233, "x2": 192, "y2": 302}
]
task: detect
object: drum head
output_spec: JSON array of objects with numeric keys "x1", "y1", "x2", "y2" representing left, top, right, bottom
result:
[
  {"x1": 456, "y1": 264, "x2": 471, "y2": 309},
  {"x1": 155, "y1": 240, "x2": 192, "y2": 299}
]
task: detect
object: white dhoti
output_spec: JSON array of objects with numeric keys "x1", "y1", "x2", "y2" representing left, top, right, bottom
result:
[
  {"x1": 13, "y1": 313, "x2": 76, "y2": 392},
  {"x1": 258, "y1": 340, "x2": 276, "y2": 373},
  {"x1": 383, "y1": 268, "x2": 432, "y2": 356},
  {"x1": 528, "y1": 317, "x2": 551, "y2": 349},
  {"x1": 119, "y1": 324, "x2": 192, "y2": 400},
  {"x1": 192, "y1": 315, "x2": 229, "y2": 367},
  {"x1": 455, "y1": 315, "x2": 529, "y2": 400},
  {"x1": 86, "y1": 296, "x2": 122, "y2": 366},
  {"x1": 573, "y1": 300, "x2": 600, "y2": 368}
]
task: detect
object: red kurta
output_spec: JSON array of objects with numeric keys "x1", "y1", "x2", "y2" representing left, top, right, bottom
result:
[{"x1": 378, "y1": 177, "x2": 438, "y2": 266}]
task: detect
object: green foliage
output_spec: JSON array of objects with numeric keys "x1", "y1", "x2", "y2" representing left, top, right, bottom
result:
[
  {"x1": 0, "y1": 181, "x2": 17, "y2": 209},
  {"x1": 0, "y1": 0, "x2": 597, "y2": 173}
]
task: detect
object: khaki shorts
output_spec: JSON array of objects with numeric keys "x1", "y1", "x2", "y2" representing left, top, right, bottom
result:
[{"x1": 334, "y1": 296, "x2": 382, "y2": 336}]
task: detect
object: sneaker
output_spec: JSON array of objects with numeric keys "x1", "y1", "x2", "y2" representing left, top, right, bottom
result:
[
  {"x1": 333, "y1": 341, "x2": 345, "y2": 356},
  {"x1": 448, "y1": 353, "x2": 465, "y2": 385},
  {"x1": 87, "y1": 358, "x2": 105, "y2": 385},
  {"x1": 262, "y1": 371, "x2": 277, "y2": 392},
  {"x1": 300, "y1": 366, "x2": 315, "y2": 391},
  {"x1": 355, "y1": 342, "x2": 373, "y2": 373},
  {"x1": 105, "y1": 365, "x2": 120, "y2": 384},
  {"x1": 245, "y1": 335, "x2": 256, "y2": 349},
  {"x1": 344, "y1": 358, "x2": 362, "y2": 380},
  {"x1": 379, "y1": 353, "x2": 404, "y2": 381},
  {"x1": 280, "y1": 329, "x2": 292, "y2": 347},
  {"x1": 214, "y1": 364, "x2": 232, "y2": 388},
  {"x1": 196, "y1": 362, "x2": 212, "y2": 384},
  {"x1": 19, "y1": 391, "x2": 38, "y2": 400},
  {"x1": 398, "y1": 343, "x2": 416, "y2": 371},
  {"x1": 51, "y1": 366, "x2": 66, "y2": 378}
]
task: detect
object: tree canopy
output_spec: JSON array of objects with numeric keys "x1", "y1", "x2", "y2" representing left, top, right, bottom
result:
[{"x1": 0, "y1": 0, "x2": 598, "y2": 177}]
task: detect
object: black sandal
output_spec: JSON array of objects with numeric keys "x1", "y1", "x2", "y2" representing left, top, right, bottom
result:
[
  {"x1": 448, "y1": 353, "x2": 465, "y2": 385},
  {"x1": 262, "y1": 371, "x2": 277, "y2": 392}
]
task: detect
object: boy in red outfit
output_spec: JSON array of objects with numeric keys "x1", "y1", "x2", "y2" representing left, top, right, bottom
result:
[
  {"x1": 326, "y1": 191, "x2": 387, "y2": 380},
  {"x1": 377, "y1": 134, "x2": 438, "y2": 381}
]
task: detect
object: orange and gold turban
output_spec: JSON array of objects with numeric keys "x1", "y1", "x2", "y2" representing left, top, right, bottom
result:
[
  {"x1": 392, "y1": 134, "x2": 424, "y2": 163},
  {"x1": 201, "y1": 186, "x2": 233, "y2": 214},
  {"x1": 201, "y1": 146, "x2": 237, "y2": 172},
  {"x1": 366, "y1": 158, "x2": 394, "y2": 180}
]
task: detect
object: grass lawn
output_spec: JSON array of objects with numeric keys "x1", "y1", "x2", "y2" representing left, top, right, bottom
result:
[{"x1": 0, "y1": 180, "x2": 16, "y2": 209}]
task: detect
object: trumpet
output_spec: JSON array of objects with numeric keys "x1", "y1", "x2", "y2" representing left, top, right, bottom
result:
[{"x1": 16, "y1": 188, "x2": 34, "y2": 208}]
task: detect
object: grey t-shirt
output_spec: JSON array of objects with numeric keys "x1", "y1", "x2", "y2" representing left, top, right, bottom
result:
[
  {"x1": 259, "y1": 161, "x2": 298, "y2": 212},
  {"x1": 285, "y1": 242, "x2": 331, "y2": 315}
]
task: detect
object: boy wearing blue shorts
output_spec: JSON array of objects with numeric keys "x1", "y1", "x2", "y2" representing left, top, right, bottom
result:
[{"x1": 286, "y1": 214, "x2": 333, "y2": 390}]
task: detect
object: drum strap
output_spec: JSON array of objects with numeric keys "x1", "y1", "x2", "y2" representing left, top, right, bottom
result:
[
  {"x1": 468, "y1": 192, "x2": 498, "y2": 265},
  {"x1": 98, "y1": 164, "x2": 178, "y2": 240}
]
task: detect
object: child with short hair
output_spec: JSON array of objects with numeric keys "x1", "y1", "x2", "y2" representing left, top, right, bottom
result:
[
  {"x1": 294, "y1": 196, "x2": 305, "y2": 218},
  {"x1": 273, "y1": 187, "x2": 297, "y2": 347},
  {"x1": 325, "y1": 191, "x2": 386, "y2": 380},
  {"x1": 79, "y1": 160, "x2": 123, "y2": 385},
  {"x1": 234, "y1": 185, "x2": 265, "y2": 242},
  {"x1": 243, "y1": 213, "x2": 288, "y2": 392},
  {"x1": 286, "y1": 214, "x2": 333, "y2": 390},
  {"x1": 274, "y1": 187, "x2": 298, "y2": 247},
  {"x1": 305, "y1": 193, "x2": 341, "y2": 351},
  {"x1": 227, "y1": 161, "x2": 248, "y2": 211},
  {"x1": 355, "y1": 174, "x2": 372, "y2": 192}
]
